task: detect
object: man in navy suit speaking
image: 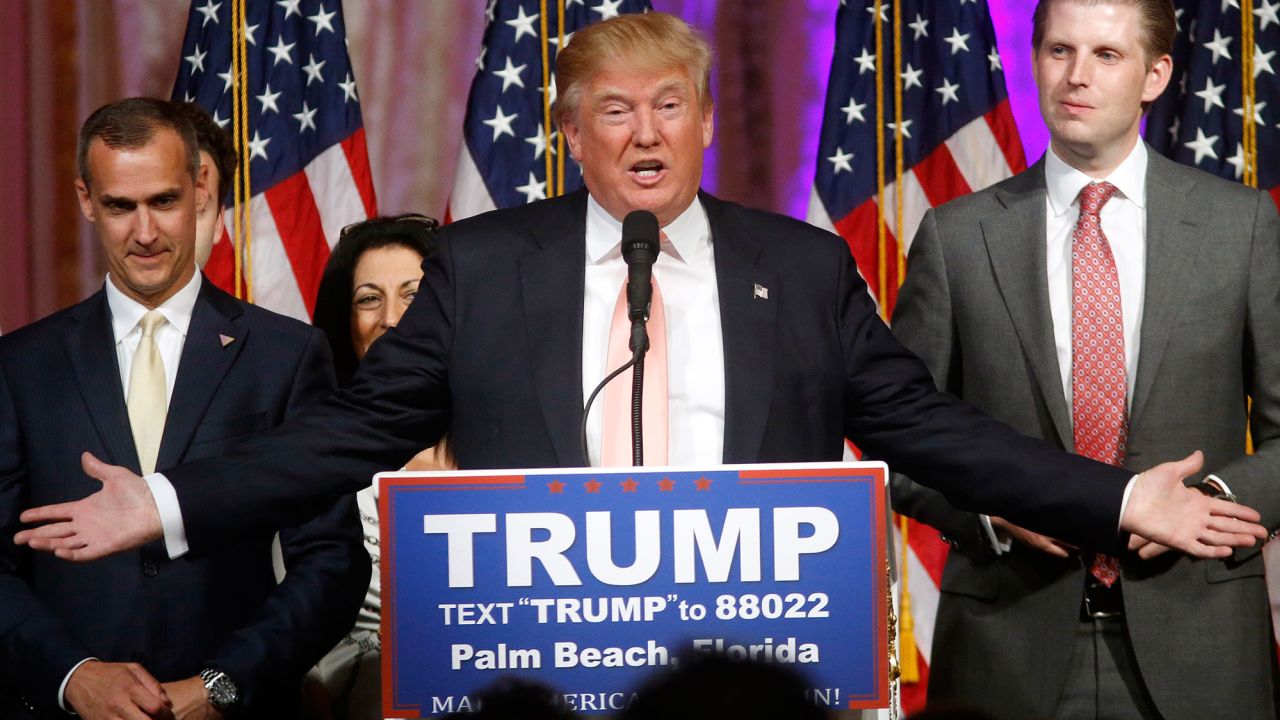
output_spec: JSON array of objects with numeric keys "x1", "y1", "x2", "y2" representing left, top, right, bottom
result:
[
  {"x1": 15, "y1": 14, "x2": 1266, "y2": 592},
  {"x1": 0, "y1": 98, "x2": 368, "y2": 718}
]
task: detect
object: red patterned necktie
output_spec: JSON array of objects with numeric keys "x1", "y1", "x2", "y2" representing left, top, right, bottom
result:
[{"x1": 1071, "y1": 181, "x2": 1125, "y2": 587}]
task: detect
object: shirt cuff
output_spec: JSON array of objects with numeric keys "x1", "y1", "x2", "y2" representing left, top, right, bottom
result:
[
  {"x1": 144, "y1": 472, "x2": 189, "y2": 559},
  {"x1": 1119, "y1": 474, "x2": 1138, "y2": 533},
  {"x1": 979, "y1": 515, "x2": 1012, "y2": 555},
  {"x1": 58, "y1": 657, "x2": 97, "y2": 713},
  {"x1": 1204, "y1": 473, "x2": 1233, "y2": 497}
]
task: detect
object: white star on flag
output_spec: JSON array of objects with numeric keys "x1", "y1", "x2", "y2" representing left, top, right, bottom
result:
[
  {"x1": 506, "y1": 6, "x2": 540, "y2": 43},
  {"x1": 936, "y1": 78, "x2": 960, "y2": 105},
  {"x1": 1204, "y1": 29, "x2": 1233, "y2": 64},
  {"x1": 184, "y1": 45, "x2": 207, "y2": 74},
  {"x1": 1195, "y1": 77, "x2": 1226, "y2": 112},
  {"x1": 308, "y1": 4, "x2": 336, "y2": 36},
  {"x1": 1184, "y1": 127, "x2": 1220, "y2": 164},
  {"x1": 247, "y1": 130, "x2": 270, "y2": 161},
  {"x1": 268, "y1": 36, "x2": 294, "y2": 66},
  {"x1": 887, "y1": 118, "x2": 913, "y2": 138},
  {"x1": 901, "y1": 63, "x2": 924, "y2": 90},
  {"x1": 593, "y1": 0, "x2": 625, "y2": 20},
  {"x1": 303, "y1": 54, "x2": 326, "y2": 86},
  {"x1": 257, "y1": 83, "x2": 281, "y2": 114},
  {"x1": 854, "y1": 47, "x2": 876, "y2": 74},
  {"x1": 515, "y1": 171, "x2": 548, "y2": 202},
  {"x1": 842, "y1": 97, "x2": 867, "y2": 123},
  {"x1": 493, "y1": 56, "x2": 528, "y2": 92},
  {"x1": 483, "y1": 106, "x2": 519, "y2": 141},
  {"x1": 293, "y1": 101, "x2": 317, "y2": 132},
  {"x1": 827, "y1": 146, "x2": 854, "y2": 174},
  {"x1": 339, "y1": 72, "x2": 359, "y2": 102},
  {"x1": 197, "y1": 0, "x2": 221, "y2": 27},
  {"x1": 908, "y1": 13, "x2": 929, "y2": 40},
  {"x1": 944, "y1": 28, "x2": 971, "y2": 55}
]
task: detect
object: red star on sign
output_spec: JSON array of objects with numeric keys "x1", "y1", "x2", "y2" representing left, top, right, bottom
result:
[
  {"x1": 547, "y1": 479, "x2": 566, "y2": 494},
  {"x1": 657, "y1": 477, "x2": 675, "y2": 492},
  {"x1": 694, "y1": 476, "x2": 712, "y2": 491},
  {"x1": 584, "y1": 478, "x2": 602, "y2": 493},
  {"x1": 620, "y1": 477, "x2": 639, "y2": 493}
]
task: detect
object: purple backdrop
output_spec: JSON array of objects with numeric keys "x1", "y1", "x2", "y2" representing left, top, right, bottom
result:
[{"x1": 661, "y1": 0, "x2": 1046, "y2": 220}]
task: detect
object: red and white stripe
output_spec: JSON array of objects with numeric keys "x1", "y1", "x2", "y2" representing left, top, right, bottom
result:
[
  {"x1": 445, "y1": 143, "x2": 499, "y2": 224},
  {"x1": 205, "y1": 129, "x2": 377, "y2": 322}
]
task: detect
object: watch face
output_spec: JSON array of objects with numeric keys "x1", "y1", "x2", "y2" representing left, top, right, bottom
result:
[{"x1": 205, "y1": 673, "x2": 239, "y2": 710}]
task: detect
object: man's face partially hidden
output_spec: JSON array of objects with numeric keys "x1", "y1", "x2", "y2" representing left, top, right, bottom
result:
[
  {"x1": 193, "y1": 149, "x2": 224, "y2": 268},
  {"x1": 562, "y1": 61, "x2": 714, "y2": 227}
]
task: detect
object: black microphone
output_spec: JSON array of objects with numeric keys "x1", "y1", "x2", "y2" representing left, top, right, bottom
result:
[{"x1": 621, "y1": 210, "x2": 660, "y2": 355}]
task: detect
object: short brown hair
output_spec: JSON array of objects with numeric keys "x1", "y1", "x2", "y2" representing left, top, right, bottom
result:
[
  {"x1": 174, "y1": 101, "x2": 238, "y2": 208},
  {"x1": 77, "y1": 97, "x2": 201, "y2": 188},
  {"x1": 1032, "y1": 0, "x2": 1176, "y2": 68},
  {"x1": 552, "y1": 12, "x2": 713, "y2": 129}
]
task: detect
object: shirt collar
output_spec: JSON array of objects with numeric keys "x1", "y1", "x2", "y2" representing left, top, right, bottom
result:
[
  {"x1": 1045, "y1": 140, "x2": 1148, "y2": 217},
  {"x1": 105, "y1": 269, "x2": 202, "y2": 344},
  {"x1": 585, "y1": 194, "x2": 711, "y2": 265}
]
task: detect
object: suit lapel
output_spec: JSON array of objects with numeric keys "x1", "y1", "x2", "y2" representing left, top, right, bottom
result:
[
  {"x1": 703, "y1": 193, "x2": 778, "y2": 464},
  {"x1": 983, "y1": 164, "x2": 1074, "y2": 448},
  {"x1": 520, "y1": 191, "x2": 589, "y2": 467},
  {"x1": 62, "y1": 290, "x2": 141, "y2": 471},
  {"x1": 1130, "y1": 152, "x2": 1203, "y2": 426},
  {"x1": 157, "y1": 280, "x2": 246, "y2": 470}
]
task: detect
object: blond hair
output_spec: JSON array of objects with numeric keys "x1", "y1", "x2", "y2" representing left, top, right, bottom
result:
[{"x1": 552, "y1": 12, "x2": 713, "y2": 128}]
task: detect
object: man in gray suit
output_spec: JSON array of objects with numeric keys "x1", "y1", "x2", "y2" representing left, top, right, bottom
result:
[{"x1": 891, "y1": 0, "x2": 1280, "y2": 718}]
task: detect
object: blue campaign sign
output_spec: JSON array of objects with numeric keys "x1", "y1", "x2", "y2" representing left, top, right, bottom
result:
[{"x1": 380, "y1": 462, "x2": 889, "y2": 717}]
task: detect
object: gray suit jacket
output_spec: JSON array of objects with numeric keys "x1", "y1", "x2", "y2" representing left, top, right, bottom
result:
[{"x1": 891, "y1": 148, "x2": 1280, "y2": 720}]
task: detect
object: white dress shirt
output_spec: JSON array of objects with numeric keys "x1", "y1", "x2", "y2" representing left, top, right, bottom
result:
[
  {"x1": 61, "y1": 271, "x2": 201, "y2": 709},
  {"x1": 1045, "y1": 141, "x2": 1148, "y2": 407},
  {"x1": 582, "y1": 195, "x2": 726, "y2": 466}
]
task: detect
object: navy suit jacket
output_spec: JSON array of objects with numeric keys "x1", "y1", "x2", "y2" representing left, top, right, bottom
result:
[
  {"x1": 0, "y1": 279, "x2": 368, "y2": 716},
  {"x1": 165, "y1": 190, "x2": 1132, "y2": 556}
]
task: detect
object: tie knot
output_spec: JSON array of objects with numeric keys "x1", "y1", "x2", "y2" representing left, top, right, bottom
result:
[
  {"x1": 139, "y1": 311, "x2": 166, "y2": 338},
  {"x1": 1078, "y1": 181, "x2": 1118, "y2": 217}
]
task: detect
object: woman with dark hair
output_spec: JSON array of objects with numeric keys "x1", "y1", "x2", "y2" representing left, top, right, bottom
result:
[{"x1": 305, "y1": 213, "x2": 452, "y2": 720}]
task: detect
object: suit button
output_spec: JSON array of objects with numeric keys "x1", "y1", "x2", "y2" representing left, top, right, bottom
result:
[{"x1": 142, "y1": 561, "x2": 159, "y2": 577}]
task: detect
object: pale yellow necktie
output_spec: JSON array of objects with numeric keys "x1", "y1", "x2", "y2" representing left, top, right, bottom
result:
[{"x1": 127, "y1": 311, "x2": 168, "y2": 474}]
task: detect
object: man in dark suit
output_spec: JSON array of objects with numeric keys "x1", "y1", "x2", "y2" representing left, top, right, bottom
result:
[
  {"x1": 890, "y1": 1, "x2": 1280, "y2": 718},
  {"x1": 14, "y1": 14, "x2": 1265, "y2": 578},
  {"x1": 0, "y1": 98, "x2": 368, "y2": 718}
]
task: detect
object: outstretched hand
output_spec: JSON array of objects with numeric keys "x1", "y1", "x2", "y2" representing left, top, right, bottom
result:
[
  {"x1": 1121, "y1": 451, "x2": 1267, "y2": 559},
  {"x1": 13, "y1": 452, "x2": 164, "y2": 562}
]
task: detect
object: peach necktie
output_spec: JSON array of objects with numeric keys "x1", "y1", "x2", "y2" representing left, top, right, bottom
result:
[{"x1": 600, "y1": 269, "x2": 668, "y2": 466}]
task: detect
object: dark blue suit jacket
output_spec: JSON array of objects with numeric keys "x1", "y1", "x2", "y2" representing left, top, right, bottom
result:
[
  {"x1": 0, "y1": 279, "x2": 369, "y2": 716},
  {"x1": 164, "y1": 190, "x2": 1131, "y2": 557}
]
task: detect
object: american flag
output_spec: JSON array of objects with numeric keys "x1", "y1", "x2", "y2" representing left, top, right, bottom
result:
[
  {"x1": 172, "y1": 0, "x2": 377, "y2": 321},
  {"x1": 448, "y1": 0, "x2": 650, "y2": 222},
  {"x1": 1146, "y1": 0, "x2": 1279, "y2": 208},
  {"x1": 807, "y1": 1, "x2": 1026, "y2": 712},
  {"x1": 1142, "y1": 0, "x2": 1280, "y2": 657}
]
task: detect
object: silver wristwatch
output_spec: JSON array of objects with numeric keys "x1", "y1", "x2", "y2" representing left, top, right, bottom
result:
[{"x1": 199, "y1": 668, "x2": 240, "y2": 712}]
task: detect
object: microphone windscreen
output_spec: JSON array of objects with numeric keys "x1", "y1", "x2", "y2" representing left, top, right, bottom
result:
[{"x1": 621, "y1": 210, "x2": 660, "y2": 265}]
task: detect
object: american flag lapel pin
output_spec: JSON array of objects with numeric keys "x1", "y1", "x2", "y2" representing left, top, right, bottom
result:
[
  {"x1": 753, "y1": 283, "x2": 769, "y2": 300},
  {"x1": 219, "y1": 334, "x2": 235, "y2": 348}
]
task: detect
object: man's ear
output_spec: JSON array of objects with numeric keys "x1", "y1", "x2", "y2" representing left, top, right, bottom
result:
[
  {"x1": 194, "y1": 163, "x2": 211, "y2": 217},
  {"x1": 562, "y1": 118, "x2": 583, "y2": 161},
  {"x1": 74, "y1": 178, "x2": 95, "y2": 223},
  {"x1": 211, "y1": 202, "x2": 226, "y2": 245}
]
